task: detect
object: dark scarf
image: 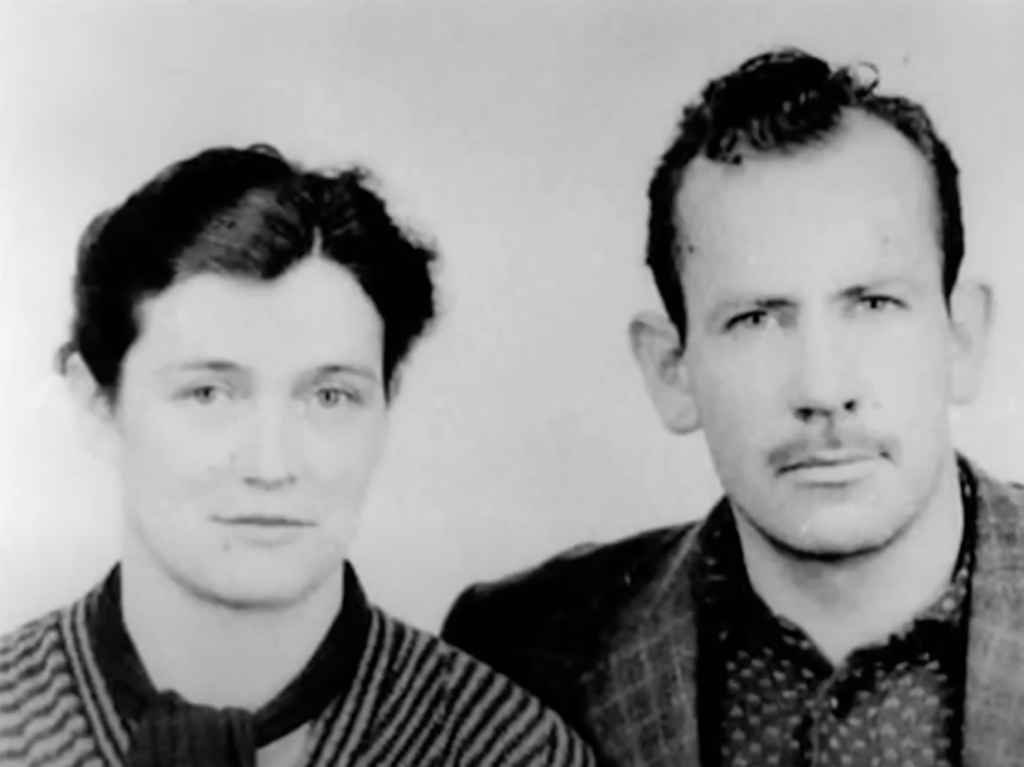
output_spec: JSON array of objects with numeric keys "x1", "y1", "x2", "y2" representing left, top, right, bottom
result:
[{"x1": 88, "y1": 563, "x2": 371, "y2": 767}]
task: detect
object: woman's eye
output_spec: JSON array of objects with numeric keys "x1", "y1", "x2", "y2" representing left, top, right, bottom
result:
[
  {"x1": 186, "y1": 385, "x2": 228, "y2": 405},
  {"x1": 859, "y1": 295, "x2": 903, "y2": 312}
]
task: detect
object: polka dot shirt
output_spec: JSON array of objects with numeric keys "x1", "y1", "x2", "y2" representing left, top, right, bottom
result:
[{"x1": 698, "y1": 480, "x2": 975, "y2": 767}]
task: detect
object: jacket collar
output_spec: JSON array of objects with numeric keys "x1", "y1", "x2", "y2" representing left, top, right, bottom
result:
[{"x1": 577, "y1": 504, "x2": 706, "y2": 765}]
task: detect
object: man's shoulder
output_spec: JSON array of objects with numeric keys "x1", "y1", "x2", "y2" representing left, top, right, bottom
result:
[
  {"x1": 973, "y1": 459, "x2": 1024, "y2": 513},
  {"x1": 440, "y1": 523, "x2": 696, "y2": 702},
  {"x1": 451, "y1": 523, "x2": 693, "y2": 620}
]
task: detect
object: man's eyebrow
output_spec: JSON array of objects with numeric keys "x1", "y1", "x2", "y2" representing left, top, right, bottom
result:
[
  {"x1": 838, "y1": 276, "x2": 916, "y2": 298},
  {"x1": 706, "y1": 277, "x2": 920, "y2": 321},
  {"x1": 707, "y1": 296, "x2": 795, "y2": 326}
]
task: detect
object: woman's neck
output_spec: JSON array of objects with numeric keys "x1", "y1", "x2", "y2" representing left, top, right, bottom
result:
[
  {"x1": 120, "y1": 544, "x2": 344, "y2": 710},
  {"x1": 735, "y1": 455, "x2": 965, "y2": 666}
]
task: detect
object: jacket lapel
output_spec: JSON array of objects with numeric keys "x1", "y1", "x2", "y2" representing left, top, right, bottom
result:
[
  {"x1": 962, "y1": 462, "x2": 1024, "y2": 766},
  {"x1": 572, "y1": 459, "x2": 1024, "y2": 767},
  {"x1": 576, "y1": 508, "x2": 724, "y2": 766}
]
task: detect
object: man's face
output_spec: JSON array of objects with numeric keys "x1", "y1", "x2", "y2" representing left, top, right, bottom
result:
[
  {"x1": 676, "y1": 114, "x2": 961, "y2": 558},
  {"x1": 106, "y1": 256, "x2": 387, "y2": 608}
]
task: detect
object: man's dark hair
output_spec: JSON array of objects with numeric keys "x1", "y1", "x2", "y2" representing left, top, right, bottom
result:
[
  {"x1": 646, "y1": 47, "x2": 964, "y2": 344},
  {"x1": 57, "y1": 144, "x2": 437, "y2": 400}
]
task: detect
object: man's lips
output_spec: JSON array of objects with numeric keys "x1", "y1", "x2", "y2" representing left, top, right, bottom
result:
[{"x1": 769, "y1": 430, "x2": 890, "y2": 476}]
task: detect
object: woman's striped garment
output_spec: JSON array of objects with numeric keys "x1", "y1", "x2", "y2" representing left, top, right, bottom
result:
[{"x1": 0, "y1": 576, "x2": 595, "y2": 767}]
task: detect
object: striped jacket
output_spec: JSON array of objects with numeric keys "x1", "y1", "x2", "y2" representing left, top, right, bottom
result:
[{"x1": 0, "y1": 570, "x2": 595, "y2": 767}]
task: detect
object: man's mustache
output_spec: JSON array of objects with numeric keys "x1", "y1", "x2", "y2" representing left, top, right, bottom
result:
[{"x1": 768, "y1": 429, "x2": 893, "y2": 474}]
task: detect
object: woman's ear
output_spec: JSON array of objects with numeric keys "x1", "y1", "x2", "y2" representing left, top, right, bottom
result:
[
  {"x1": 629, "y1": 311, "x2": 701, "y2": 435},
  {"x1": 64, "y1": 353, "x2": 120, "y2": 464}
]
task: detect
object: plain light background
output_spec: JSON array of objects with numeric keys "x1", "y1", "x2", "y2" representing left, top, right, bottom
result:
[{"x1": 2, "y1": 0, "x2": 1023, "y2": 634}]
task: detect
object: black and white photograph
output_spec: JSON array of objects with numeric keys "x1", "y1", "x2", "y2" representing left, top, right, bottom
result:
[{"x1": 2, "y1": 2, "x2": 1024, "y2": 765}]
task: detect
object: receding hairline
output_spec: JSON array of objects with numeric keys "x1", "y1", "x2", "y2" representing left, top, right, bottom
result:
[{"x1": 670, "y1": 108, "x2": 947, "y2": 271}]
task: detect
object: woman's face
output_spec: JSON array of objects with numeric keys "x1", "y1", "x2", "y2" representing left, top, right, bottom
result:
[{"x1": 99, "y1": 256, "x2": 388, "y2": 609}]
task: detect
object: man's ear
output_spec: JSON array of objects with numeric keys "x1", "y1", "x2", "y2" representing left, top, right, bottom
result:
[
  {"x1": 628, "y1": 310, "x2": 701, "y2": 435},
  {"x1": 63, "y1": 353, "x2": 120, "y2": 464},
  {"x1": 948, "y1": 278, "x2": 993, "y2": 406}
]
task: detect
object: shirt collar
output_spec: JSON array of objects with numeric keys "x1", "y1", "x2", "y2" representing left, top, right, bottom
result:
[
  {"x1": 86, "y1": 560, "x2": 372, "y2": 747},
  {"x1": 696, "y1": 458, "x2": 978, "y2": 641}
]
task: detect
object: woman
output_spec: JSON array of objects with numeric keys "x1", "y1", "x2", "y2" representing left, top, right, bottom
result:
[{"x1": 0, "y1": 145, "x2": 595, "y2": 767}]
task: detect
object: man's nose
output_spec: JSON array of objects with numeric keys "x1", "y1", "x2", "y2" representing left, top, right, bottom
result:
[{"x1": 788, "y1": 321, "x2": 861, "y2": 424}]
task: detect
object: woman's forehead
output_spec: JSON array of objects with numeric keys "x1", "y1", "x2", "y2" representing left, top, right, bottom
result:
[{"x1": 128, "y1": 258, "x2": 384, "y2": 377}]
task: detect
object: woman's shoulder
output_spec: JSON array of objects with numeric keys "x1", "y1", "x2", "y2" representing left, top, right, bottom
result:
[
  {"x1": 366, "y1": 605, "x2": 515, "y2": 698},
  {"x1": 0, "y1": 606, "x2": 68, "y2": 678},
  {"x1": 0, "y1": 606, "x2": 78, "y2": 757},
  {"x1": 362, "y1": 607, "x2": 594, "y2": 766}
]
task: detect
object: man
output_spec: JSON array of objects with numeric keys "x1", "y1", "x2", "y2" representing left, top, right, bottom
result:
[
  {"x1": 0, "y1": 145, "x2": 596, "y2": 767},
  {"x1": 443, "y1": 48, "x2": 1021, "y2": 766}
]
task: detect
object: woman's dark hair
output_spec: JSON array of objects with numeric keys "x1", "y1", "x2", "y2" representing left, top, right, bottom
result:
[{"x1": 57, "y1": 144, "x2": 437, "y2": 399}]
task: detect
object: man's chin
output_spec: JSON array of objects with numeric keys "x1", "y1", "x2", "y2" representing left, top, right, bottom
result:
[{"x1": 768, "y1": 520, "x2": 902, "y2": 564}]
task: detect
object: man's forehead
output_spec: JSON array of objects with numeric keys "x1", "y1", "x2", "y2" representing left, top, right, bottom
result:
[
  {"x1": 683, "y1": 118, "x2": 931, "y2": 213},
  {"x1": 676, "y1": 121, "x2": 940, "y2": 274}
]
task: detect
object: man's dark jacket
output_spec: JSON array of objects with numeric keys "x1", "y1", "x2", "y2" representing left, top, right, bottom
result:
[{"x1": 442, "y1": 458, "x2": 1024, "y2": 767}]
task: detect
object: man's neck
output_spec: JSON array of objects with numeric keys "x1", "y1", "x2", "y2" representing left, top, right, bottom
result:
[
  {"x1": 120, "y1": 543, "x2": 344, "y2": 710},
  {"x1": 734, "y1": 456, "x2": 965, "y2": 666}
]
